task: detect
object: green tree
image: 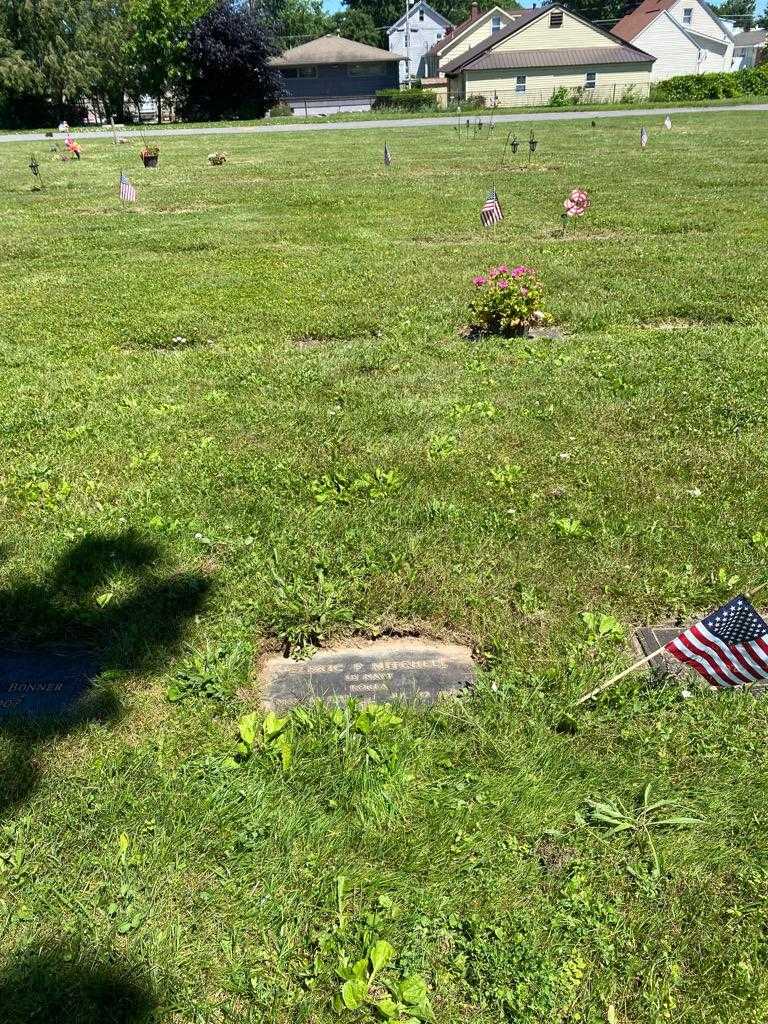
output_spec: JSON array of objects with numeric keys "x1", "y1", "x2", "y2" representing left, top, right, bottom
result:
[
  {"x1": 0, "y1": 0, "x2": 105, "y2": 116},
  {"x1": 266, "y1": 0, "x2": 331, "y2": 48},
  {"x1": 329, "y1": 8, "x2": 381, "y2": 45},
  {"x1": 126, "y1": 0, "x2": 213, "y2": 120},
  {"x1": 712, "y1": 0, "x2": 756, "y2": 28},
  {"x1": 562, "y1": 0, "x2": 635, "y2": 26},
  {"x1": 339, "y1": 0, "x2": 402, "y2": 46}
]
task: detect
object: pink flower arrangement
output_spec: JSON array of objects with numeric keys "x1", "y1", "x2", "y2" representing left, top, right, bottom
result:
[
  {"x1": 563, "y1": 188, "x2": 590, "y2": 218},
  {"x1": 466, "y1": 263, "x2": 551, "y2": 337}
]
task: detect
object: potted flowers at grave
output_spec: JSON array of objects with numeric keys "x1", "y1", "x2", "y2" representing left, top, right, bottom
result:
[
  {"x1": 207, "y1": 152, "x2": 226, "y2": 165},
  {"x1": 140, "y1": 144, "x2": 160, "y2": 168},
  {"x1": 463, "y1": 264, "x2": 551, "y2": 339}
]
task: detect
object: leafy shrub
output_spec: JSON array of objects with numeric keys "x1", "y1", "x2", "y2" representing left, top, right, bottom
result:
[
  {"x1": 269, "y1": 102, "x2": 292, "y2": 116},
  {"x1": 448, "y1": 94, "x2": 486, "y2": 110},
  {"x1": 548, "y1": 86, "x2": 571, "y2": 107},
  {"x1": 651, "y1": 65, "x2": 768, "y2": 102},
  {"x1": 372, "y1": 87, "x2": 437, "y2": 111},
  {"x1": 620, "y1": 84, "x2": 640, "y2": 103},
  {"x1": 467, "y1": 264, "x2": 551, "y2": 338}
]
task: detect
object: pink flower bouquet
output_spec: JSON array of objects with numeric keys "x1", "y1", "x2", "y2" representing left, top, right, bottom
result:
[{"x1": 467, "y1": 264, "x2": 551, "y2": 337}]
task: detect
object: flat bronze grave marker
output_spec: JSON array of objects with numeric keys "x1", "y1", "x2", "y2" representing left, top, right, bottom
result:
[
  {"x1": 0, "y1": 646, "x2": 100, "y2": 717},
  {"x1": 260, "y1": 638, "x2": 475, "y2": 710}
]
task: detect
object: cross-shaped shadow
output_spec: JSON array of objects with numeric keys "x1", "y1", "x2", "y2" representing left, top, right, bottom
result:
[{"x1": 0, "y1": 530, "x2": 210, "y2": 818}]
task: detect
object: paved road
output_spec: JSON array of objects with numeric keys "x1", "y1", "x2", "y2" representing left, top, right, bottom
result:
[{"x1": 2, "y1": 102, "x2": 765, "y2": 144}]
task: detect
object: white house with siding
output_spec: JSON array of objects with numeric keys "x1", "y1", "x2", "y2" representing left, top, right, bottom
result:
[
  {"x1": 612, "y1": 0, "x2": 734, "y2": 81},
  {"x1": 440, "y1": 3, "x2": 655, "y2": 107},
  {"x1": 387, "y1": 1, "x2": 453, "y2": 83}
]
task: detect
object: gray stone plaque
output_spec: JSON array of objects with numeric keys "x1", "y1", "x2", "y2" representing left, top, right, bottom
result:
[
  {"x1": 634, "y1": 626, "x2": 687, "y2": 679},
  {"x1": 260, "y1": 638, "x2": 475, "y2": 710}
]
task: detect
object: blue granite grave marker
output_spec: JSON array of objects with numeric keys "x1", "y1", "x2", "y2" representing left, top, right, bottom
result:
[{"x1": 0, "y1": 647, "x2": 100, "y2": 717}]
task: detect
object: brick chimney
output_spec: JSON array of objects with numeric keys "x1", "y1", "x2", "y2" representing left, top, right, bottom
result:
[{"x1": 470, "y1": 1, "x2": 480, "y2": 18}]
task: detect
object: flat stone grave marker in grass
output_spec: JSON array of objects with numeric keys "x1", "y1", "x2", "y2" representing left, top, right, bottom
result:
[
  {"x1": 635, "y1": 624, "x2": 768, "y2": 693},
  {"x1": 260, "y1": 638, "x2": 474, "y2": 711},
  {"x1": 0, "y1": 646, "x2": 100, "y2": 717},
  {"x1": 635, "y1": 626, "x2": 690, "y2": 680}
]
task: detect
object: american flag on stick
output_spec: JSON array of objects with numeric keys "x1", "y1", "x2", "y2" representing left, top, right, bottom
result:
[
  {"x1": 481, "y1": 187, "x2": 503, "y2": 228},
  {"x1": 665, "y1": 595, "x2": 768, "y2": 688},
  {"x1": 383, "y1": 142, "x2": 392, "y2": 166},
  {"x1": 119, "y1": 172, "x2": 137, "y2": 202},
  {"x1": 577, "y1": 586, "x2": 768, "y2": 705},
  {"x1": 640, "y1": 126, "x2": 649, "y2": 148}
]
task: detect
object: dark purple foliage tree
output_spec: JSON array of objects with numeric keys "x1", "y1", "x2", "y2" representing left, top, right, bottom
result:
[{"x1": 180, "y1": 0, "x2": 283, "y2": 121}]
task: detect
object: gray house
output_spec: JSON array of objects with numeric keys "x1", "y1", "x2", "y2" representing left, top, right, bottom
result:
[
  {"x1": 387, "y1": 1, "x2": 454, "y2": 83},
  {"x1": 270, "y1": 35, "x2": 405, "y2": 115}
]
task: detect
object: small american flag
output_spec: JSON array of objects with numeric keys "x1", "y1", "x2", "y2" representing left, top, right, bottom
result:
[
  {"x1": 665, "y1": 595, "x2": 768, "y2": 688},
  {"x1": 119, "y1": 172, "x2": 137, "y2": 202},
  {"x1": 664, "y1": 114, "x2": 672, "y2": 129},
  {"x1": 384, "y1": 143, "x2": 392, "y2": 166},
  {"x1": 481, "y1": 187, "x2": 503, "y2": 228},
  {"x1": 640, "y1": 126, "x2": 649, "y2": 148}
]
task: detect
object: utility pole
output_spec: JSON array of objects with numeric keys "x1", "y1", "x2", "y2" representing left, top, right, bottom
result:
[{"x1": 404, "y1": 0, "x2": 412, "y2": 87}]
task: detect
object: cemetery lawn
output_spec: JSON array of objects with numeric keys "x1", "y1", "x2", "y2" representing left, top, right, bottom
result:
[{"x1": 1, "y1": 112, "x2": 768, "y2": 1023}]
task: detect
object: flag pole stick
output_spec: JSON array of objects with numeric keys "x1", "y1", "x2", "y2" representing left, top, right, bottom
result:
[
  {"x1": 574, "y1": 650, "x2": 659, "y2": 706},
  {"x1": 575, "y1": 579, "x2": 768, "y2": 705},
  {"x1": 747, "y1": 579, "x2": 768, "y2": 600}
]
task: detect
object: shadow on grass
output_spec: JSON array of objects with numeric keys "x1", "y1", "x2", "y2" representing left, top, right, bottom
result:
[
  {"x1": 0, "y1": 530, "x2": 209, "y2": 818},
  {"x1": 0, "y1": 943, "x2": 158, "y2": 1023}
]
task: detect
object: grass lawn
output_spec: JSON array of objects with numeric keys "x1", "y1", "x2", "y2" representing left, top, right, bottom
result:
[{"x1": 1, "y1": 111, "x2": 768, "y2": 1023}]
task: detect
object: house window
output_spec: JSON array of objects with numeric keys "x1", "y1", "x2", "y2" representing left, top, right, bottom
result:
[
  {"x1": 682, "y1": 6, "x2": 693, "y2": 23},
  {"x1": 348, "y1": 62, "x2": 388, "y2": 76},
  {"x1": 283, "y1": 65, "x2": 318, "y2": 78},
  {"x1": 549, "y1": 10, "x2": 564, "y2": 26},
  {"x1": 419, "y1": 8, "x2": 424, "y2": 19},
  {"x1": 491, "y1": 14, "x2": 502, "y2": 30},
  {"x1": 585, "y1": 71, "x2": 597, "y2": 88},
  {"x1": 516, "y1": 74, "x2": 526, "y2": 92}
]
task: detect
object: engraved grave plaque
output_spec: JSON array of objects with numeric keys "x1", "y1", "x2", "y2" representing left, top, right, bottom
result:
[{"x1": 261, "y1": 638, "x2": 475, "y2": 710}]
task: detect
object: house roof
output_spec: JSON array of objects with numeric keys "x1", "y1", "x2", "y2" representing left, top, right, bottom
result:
[
  {"x1": 388, "y1": 1, "x2": 453, "y2": 33},
  {"x1": 441, "y1": 4, "x2": 550, "y2": 70},
  {"x1": 612, "y1": 0, "x2": 676, "y2": 43},
  {"x1": 612, "y1": 0, "x2": 733, "y2": 42},
  {"x1": 427, "y1": 4, "x2": 522, "y2": 57},
  {"x1": 442, "y1": 4, "x2": 654, "y2": 74},
  {"x1": 457, "y1": 43, "x2": 656, "y2": 70},
  {"x1": 270, "y1": 35, "x2": 404, "y2": 67},
  {"x1": 733, "y1": 28, "x2": 767, "y2": 46}
]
